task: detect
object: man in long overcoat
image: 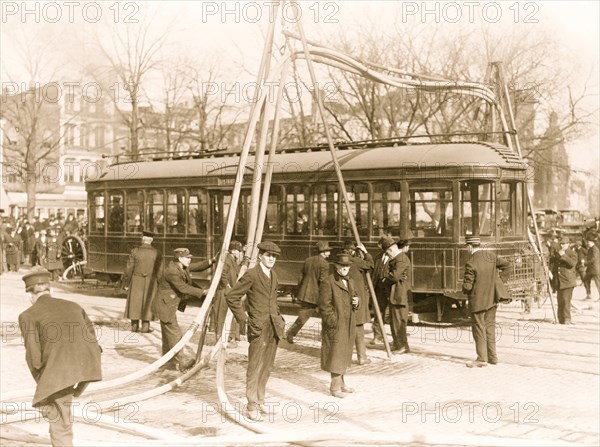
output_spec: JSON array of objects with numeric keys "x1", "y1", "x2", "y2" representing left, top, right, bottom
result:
[
  {"x1": 214, "y1": 240, "x2": 244, "y2": 343},
  {"x1": 226, "y1": 241, "x2": 285, "y2": 421},
  {"x1": 20, "y1": 221, "x2": 35, "y2": 265},
  {"x1": 382, "y1": 237, "x2": 412, "y2": 354},
  {"x1": 462, "y1": 236, "x2": 512, "y2": 367},
  {"x1": 343, "y1": 241, "x2": 374, "y2": 364},
  {"x1": 122, "y1": 231, "x2": 162, "y2": 333},
  {"x1": 286, "y1": 241, "x2": 331, "y2": 344},
  {"x1": 152, "y1": 248, "x2": 212, "y2": 371},
  {"x1": 585, "y1": 235, "x2": 600, "y2": 301},
  {"x1": 319, "y1": 253, "x2": 358, "y2": 398},
  {"x1": 19, "y1": 269, "x2": 102, "y2": 446},
  {"x1": 5, "y1": 226, "x2": 21, "y2": 272},
  {"x1": 371, "y1": 236, "x2": 391, "y2": 344},
  {"x1": 44, "y1": 228, "x2": 62, "y2": 280},
  {"x1": 550, "y1": 236, "x2": 578, "y2": 324}
]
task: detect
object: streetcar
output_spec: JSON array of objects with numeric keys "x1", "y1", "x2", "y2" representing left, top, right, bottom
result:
[{"x1": 85, "y1": 139, "x2": 544, "y2": 321}]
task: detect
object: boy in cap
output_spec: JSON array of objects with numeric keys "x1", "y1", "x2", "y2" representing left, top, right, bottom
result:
[
  {"x1": 226, "y1": 241, "x2": 286, "y2": 421},
  {"x1": 19, "y1": 268, "x2": 102, "y2": 446},
  {"x1": 122, "y1": 230, "x2": 162, "y2": 333},
  {"x1": 319, "y1": 252, "x2": 359, "y2": 397},
  {"x1": 285, "y1": 240, "x2": 332, "y2": 344},
  {"x1": 152, "y1": 248, "x2": 215, "y2": 371},
  {"x1": 461, "y1": 236, "x2": 511, "y2": 367}
]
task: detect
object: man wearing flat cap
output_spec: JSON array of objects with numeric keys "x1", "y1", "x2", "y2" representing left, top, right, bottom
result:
[
  {"x1": 122, "y1": 230, "x2": 162, "y2": 333},
  {"x1": 549, "y1": 237, "x2": 577, "y2": 324},
  {"x1": 319, "y1": 252, "x2": 359, "y2": 398},
  {"x1": 214, "y1": 240, "x2": 244, "y2": 344},
  {"x1": 153, "y1": 248, "x2": 216, "y2": 371},
  {"x1": 462, "y1": 236, "x2": 511, "y2": 367},
  {"x1": 381, "y1": 237, "x2": 412, "y2": 354},
  {"x1": 226, "y1": 240, "x2": 285, "y2": 421},
  {"x1": 18, "y1": 268, "x2": 102, "y2": 446},
  {"x1": 285, "y1": 240, "x2": 332, "y2": 344}
]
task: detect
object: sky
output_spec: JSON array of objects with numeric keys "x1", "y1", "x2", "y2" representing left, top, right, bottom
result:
[{"x1": 1, "y1": 1, "x2": 598, "y2": 177}]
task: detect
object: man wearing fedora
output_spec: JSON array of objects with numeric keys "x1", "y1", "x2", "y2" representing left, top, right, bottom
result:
[
  {"x1": 285, "y1": 240, "x2": 332, "y2": 344},
  {"x1": 550, "y1": 236, "x2": 578, "y2": 324},
  {"x1": 319, "y1": 252, "x2": 359, "y2": 398},
  {"x1": 18, "y1": 269, "x2": 102, "y2": 446},
  {"x1": 153, "y1": 248, "x2": 214, "y2": 371},
  {"x1": 584, "y1": 233, "x2": 600, "y2": 301},
  {"x1": 462, "y1": 236, "x2": 511, "y2": 367},
  {"x1": 226, "y1": 241, "x2": 286, "y2": 421},
  {"x1": 122, "y1": 230, "x2": 162, "y2": 333},
  {"x1": 381, "y1": 237, "x2": 412, "y2": 354},
  {"x1": 214, "y1": 240, "x2": 244, "y2": 344}
]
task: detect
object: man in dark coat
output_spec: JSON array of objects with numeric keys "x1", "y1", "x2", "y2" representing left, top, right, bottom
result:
[
  {"x1": 44, "y1": 228, "x2": 62, "y2": 280},
  {"x1": 371, "y1": 236, "x2": 391, "y2": 344},
  {"x1": 343, "y1": 241, "x2": 374, "y2": 364},
  {"x1": 226, "y1": 241, "x2": 285, "y2": 421},
  {"x1": 285, "y1": 241, "x2": 331, "y2": 344},
  {"x1": 462, "y1": 236, "x2": 512, "y2": 368},
  {"x1": 319, "y1": 253, "x2": 358, "y2": 398},
  {"x1": 382, "y1": 237, "x2": 412, "y2": 354},
  {"x1": 4, "y1": 226, "x2": 21, "y2": 272},
  {"x1": 18, "y1": 269, "x2": 102, "y2": 446},
  {"x1": 122, "y1": 231, "x2": 162, "y2": 333},
  {"x1": 214, "y1": 240, "x2": 244, "y2": 343},
  {"x1": 152, "y1": 248, "x2": 213, "y2": 371},
  {"x1": 584, "y1": 235, "x2": 600, "y2": 301},
  {"x1": 550, "y1": 236, "x2": 578, "y2": 324},
  {"x1": 20, "y1": 221, "x2": 35, "y2": 265}
]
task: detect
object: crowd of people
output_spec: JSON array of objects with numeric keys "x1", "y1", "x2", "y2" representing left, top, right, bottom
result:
[{"x1": 0, "y1": 211, "x2": 85, "y2": 277}]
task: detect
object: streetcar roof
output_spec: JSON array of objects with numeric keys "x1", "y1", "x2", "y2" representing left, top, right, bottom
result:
[{"x1": 90, "y1": 142, "x2": 526, "y2": 183}]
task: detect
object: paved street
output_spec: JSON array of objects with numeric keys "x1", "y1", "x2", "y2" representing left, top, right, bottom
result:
[{"x1": 1, "y1": 270, "x2": 599, "y2": 446}]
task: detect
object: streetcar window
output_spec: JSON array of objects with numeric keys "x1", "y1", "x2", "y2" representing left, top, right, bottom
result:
[
  {"x1": 166, "y1": 189, "x2": 186, "y2": 235},
  {"x1": 409, "y1": 182, "x2": 453, "y2": 237},
  {"x1": 264, "y1": 186, "x2": 283, "y2": 235},
  {"x1": 211, "y1": 191, "x2": 245, "y2": 237},
  {"x1": 286, "y1": 185, "x2": 309, "y2": 235},
  {"x1": 107, "y1": 192, "x2": 124, "y2": 233},
  {"x1": 188, "y1": 189, "x2": 208, "y2": 235},
  {"x1": 499, "y1": 182, "x2": 525, "y2": 236},
  {"x1": 342, "y1": 183, "x2": 369, "y2": 237},
  {"x1": 90, "y1": 192, "x2": 105, "y2": 232},
  {"x1": 372, "y1": 182, "x2": 401, "y2": 237},
  {"x1": 461, "y1": 180, "x2": 495, "y2": 236},
  {"x1": 126, "y1": 190, "x2": 143, "y2": 234},
  {"x1": 146, "y1": 190, "x2": 164, "y2": 236},
  {"x1": 312, "y1": 184, "x2": 338, "y2": 236}
]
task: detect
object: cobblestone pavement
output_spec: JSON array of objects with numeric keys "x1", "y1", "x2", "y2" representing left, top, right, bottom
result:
[{"x1": 1, "y1": 270, "x2": 599, "y2": 446}]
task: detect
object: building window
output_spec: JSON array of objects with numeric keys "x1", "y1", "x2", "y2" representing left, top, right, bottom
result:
[
  {"x1": 79, "y1": 159, "x2": 91, "y2": 182},
  {"x1": 80, "y1": 125, "x2": 89, "y2": 147},
  {"x1": 65, "y1": 92, "x2": 75, "y2": 113},
  {"x1": 64, "y1": 158, "x2": 77, "y2": 183},
  {"x1": 64, "y1": 124, "x2": 76, "y2": 147},
  {"x1": 95, "y1": 126, "x2": 105, "y2": 148}
]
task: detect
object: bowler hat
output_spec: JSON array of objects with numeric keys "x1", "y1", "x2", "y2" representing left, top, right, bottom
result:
[
  {"x1": 142, "y1": 230, "x2": 155, "y2": 237},
  {"x1": 381, "y1": 236, "x2": 397, "y2": 251},
  {"x1": 316, "y1": 241, "x2": 332, "y2": 253},
  {"x1": 397, "y1": 239, "x2": 411, "y2": 249},
  {"x1": 22, "y1": 269, "x2": 52, "y2": 290},
  {"x1": 257, "y1": 241, "x2": 281, "y2": 255},
  {"x1": 174, "y1": 248, "x2": 193, "y2": 258},
  {"x1": 229, "y1": 240, "x2": 243, "y2": 252},
  {"x1": 334, "y1": 253, "x2": 352, "y2": 266},
  {"x1": 343, "y1": 240, "x2": 356, "y2": 250},
  {"x1": 465, "y1": 235, "x2": 481, "y2": 246}
]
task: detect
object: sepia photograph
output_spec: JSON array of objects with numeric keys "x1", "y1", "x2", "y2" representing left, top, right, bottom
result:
[{"x1": 1, "y1": 1, "x2": 599, "y2": 446}]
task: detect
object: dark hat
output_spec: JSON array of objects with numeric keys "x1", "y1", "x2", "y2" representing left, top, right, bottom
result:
[
  {"x1": 174, "y1": 248, "x2": 193, "y2": 258},
  {"x1": 586, "y1": 230, "x2": 598, "y2": 241},
  {"x1": 334, "y1": 253, "x2": 352, "y2": 266},
  {"x1": 22, "y1": 269, "x2": 52, "y2": 290},
  {"x1": 229, "y1": 240, "x2": 243, "y2": 252},
  {"x1": 142, "y1": 230, "x2": 155, "y2": 237},
  {"x1": 465, "y1": 235, "x2": 481, "y2": 246},
  {"x1": 397, "y1": 239, "x2": 411, "y2": 248},
  {"x1": 559, "y1": 236, "x2": 571, "y2": 244},
  {"x1": 381, "y1": 236, "x2": 397, "y2": 251},
  {"x1": 343, "y1": 240, "x2": 356, "y2": 250},
  {"x1": 257, "y1": 240, "x2": 281, "y2": 255},
  {"x1": 316, "y1": 241, "x2": 332, "y2": 252}
]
